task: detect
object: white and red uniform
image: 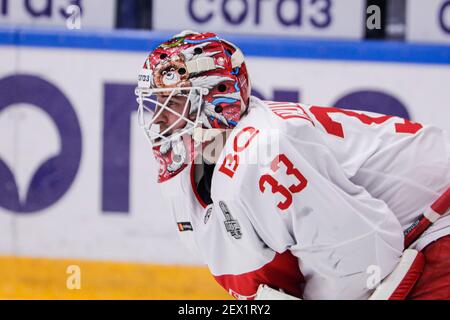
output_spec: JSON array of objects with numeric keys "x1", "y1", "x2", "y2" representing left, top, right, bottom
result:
[{"x1": 159, "y1": 96, "x2": 450, "y2": 300}]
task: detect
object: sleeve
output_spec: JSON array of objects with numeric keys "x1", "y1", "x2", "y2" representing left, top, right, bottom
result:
[{"x1": 226, "y1": 122, "x2": 404, "y2": 300}]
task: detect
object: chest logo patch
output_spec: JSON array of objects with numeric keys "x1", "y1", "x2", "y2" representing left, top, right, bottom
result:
[
  {"x1": 204, "y1": 206, "x2": 213, "y2": 224},
  {"x1": 219, "y1": 201, "x2": 242, "y2": 239}
]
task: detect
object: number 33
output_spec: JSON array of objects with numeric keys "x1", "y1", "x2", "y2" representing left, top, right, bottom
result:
[{"x1": 259, "y1": 154, "x2": 308, "y2": 211}]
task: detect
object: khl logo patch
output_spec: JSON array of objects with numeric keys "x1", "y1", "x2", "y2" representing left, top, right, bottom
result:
[{"x1": 219, "y1": 201, "x2": 242, "y2": 239}]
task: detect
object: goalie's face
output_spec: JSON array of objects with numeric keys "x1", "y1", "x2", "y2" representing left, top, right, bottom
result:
[
  {"x1": 153, "y1": 94, "x2": 190, "y2": 138},
  {"x1": 136, "y1": 86, "x2": 204, "y2": 146}
]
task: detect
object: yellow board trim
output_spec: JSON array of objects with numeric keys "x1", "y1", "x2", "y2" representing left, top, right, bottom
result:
[{"x1": 0, "y1": 256, "x2": 231, "y2": 300}]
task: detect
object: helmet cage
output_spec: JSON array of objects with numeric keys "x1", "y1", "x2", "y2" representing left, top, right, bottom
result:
[{"x1": 136, "y1": 86, "x2": 204, "y2": 147}]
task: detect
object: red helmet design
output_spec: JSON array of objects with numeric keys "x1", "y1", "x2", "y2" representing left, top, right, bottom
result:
[{"x1": 136, "y1": 30, "x2": 251, "y2": 182}]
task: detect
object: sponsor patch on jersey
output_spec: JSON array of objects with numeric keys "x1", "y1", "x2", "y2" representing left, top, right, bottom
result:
[
  {"x1": 204, "y1": 206, "x2": 213, "y2": 224},
  {"x1": 177, "y1": 221, "x2": 193, "y2": 232},
  {"x1": 219, "y1": 201, "x2": 242, "y2": 239}
]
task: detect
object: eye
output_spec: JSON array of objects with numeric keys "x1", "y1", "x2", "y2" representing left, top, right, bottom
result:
[
  {"x1": 162, "y1": 70, "x2": 167, "y2": 75},
  {"x1": 169, "y1": 67, "x2": 175, "y2": 72}
]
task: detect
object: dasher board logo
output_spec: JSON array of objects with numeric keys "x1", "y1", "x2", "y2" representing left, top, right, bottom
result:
[{"x1": 219, "y1": 201, "x2": 242, "y2": 239}]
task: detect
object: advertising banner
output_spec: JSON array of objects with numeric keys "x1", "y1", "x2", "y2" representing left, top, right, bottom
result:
[
  {"x1": 406, "y1": 0, "x2": 450, "y2": 43},
  {"x1": 0, "y1": 0, "x2": 116, "y2": 29},
  {"x1": 153, "y1": 0, "x2": 366, "y2": 39}
]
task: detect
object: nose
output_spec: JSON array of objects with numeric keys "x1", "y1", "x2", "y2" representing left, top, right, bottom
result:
[{"x1": 152, "y1": 104, "x2": 170, "y2": 129}]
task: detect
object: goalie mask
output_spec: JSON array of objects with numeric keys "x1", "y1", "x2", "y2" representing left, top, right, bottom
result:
[{"x1": 135, "y1": 30, "x2": 251, "y2": 182}]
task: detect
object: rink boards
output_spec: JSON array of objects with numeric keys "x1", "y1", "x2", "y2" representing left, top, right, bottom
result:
[{"x1": 0, "y1": 28, "x2": 449, "y2": 298}]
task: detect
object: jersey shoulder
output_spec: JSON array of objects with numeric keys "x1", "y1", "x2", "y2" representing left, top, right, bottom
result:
[
  {"x1": 243, "y1": 97, "x2": 316, "y2": 134},
  {"x1": 211, "y1": 98, "x2": 323, "y2": 199}
]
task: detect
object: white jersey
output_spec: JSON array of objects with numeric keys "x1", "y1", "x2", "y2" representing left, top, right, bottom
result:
[{"x1": 159, "y1": 96, "x2": 450, "y2": 300}]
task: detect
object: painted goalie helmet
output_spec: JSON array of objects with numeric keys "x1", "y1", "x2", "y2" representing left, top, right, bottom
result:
[{"x1": 135, "y1": 30, "x2": 251, "y2": 182}]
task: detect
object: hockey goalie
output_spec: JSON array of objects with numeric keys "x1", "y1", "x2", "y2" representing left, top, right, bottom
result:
[{"x1": 135, "y1": 30, "x2": 450, "y2": 300}]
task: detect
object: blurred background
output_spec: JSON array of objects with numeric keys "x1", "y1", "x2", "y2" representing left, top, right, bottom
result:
[{"x1": 0, "y1": 0, "x2": 449, "y2": 299}]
